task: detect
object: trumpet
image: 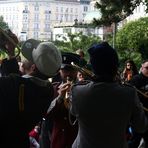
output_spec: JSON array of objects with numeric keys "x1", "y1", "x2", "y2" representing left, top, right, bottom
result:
[
  {"x1": 64, "y1": 76, "x2": 73, "y2": 109},
  {"x1": 0, "y1": 27, "x2": 21, "y2": 58},
  {"x1": 63, "y1": 76, "x2": 77, "y2": 125}
]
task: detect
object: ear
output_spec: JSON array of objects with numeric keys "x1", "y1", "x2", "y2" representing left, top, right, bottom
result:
[{"x1": 31, "y1": 64, "x2": 36, "y2": 72}]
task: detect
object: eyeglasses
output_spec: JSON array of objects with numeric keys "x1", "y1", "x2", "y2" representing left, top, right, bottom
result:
[{"x1": 144, "y1": 67, "x2": 148, "y2": 70}]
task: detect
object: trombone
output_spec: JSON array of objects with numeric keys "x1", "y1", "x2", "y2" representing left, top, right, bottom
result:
[
  {"x1": 122, "y1": 81, "x2": 148, "y2": 112},
  {"x1": 71, "y1": 62, "x2": 96, "y2": 80}
]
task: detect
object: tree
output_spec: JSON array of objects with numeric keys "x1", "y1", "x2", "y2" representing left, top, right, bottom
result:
[
  {"x1": 54, "y1": 32, "x2": 101, "y2": 60},
  {"x1": 0, "y1": 16, "x2": 9, "y2": 29},
  {"x1": 116, "y1": 17, "x2": 148, "y2": 64},
  {"x1": 93, "y1": 0, "x2": 142, "y2": 26},
  {"x1": 0, "y1": 16, "x2": 9, "y2": 58}
]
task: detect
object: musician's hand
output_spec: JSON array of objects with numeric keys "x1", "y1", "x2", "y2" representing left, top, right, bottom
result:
[{"x1": 58, "y1": 83, "x2": 71, "y2": 98}]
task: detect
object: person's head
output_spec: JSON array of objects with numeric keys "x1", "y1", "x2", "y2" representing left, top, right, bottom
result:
[
  {"x1": 60, "y1": 52, "x2": 81, "y2": 82},
  {"x1": 76, "y1": 49, "x2": 85, "y2": 58},
  {"x1": 88, "y1": 42, "x2": 119, "y2": 81},
  {"x1": 124, "y1": 59, "x2": 138, "y2": 73},
  {"x1": 125, "y1": 61, "x2": 132, "y2": 70},
  {"x1": 60, "y1": 66, "x2": 78, "y2": 83},
  {"x1": 140, "y1": 60, "x2": 148, "y2": 77},
  {"x1": 19, "y1": 59, "x2": 34, "y2": 75},
  {"x1": 77, "y1": 71, "x2": 85, "y2": 82},
  {"x1": 21, "y1": 39, "x2": 62, "y2": 79}
]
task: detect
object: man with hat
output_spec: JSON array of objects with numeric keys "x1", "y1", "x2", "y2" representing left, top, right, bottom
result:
[
  {"x1": 41, "y1": 52, "x2": 81, "y2": 148},
  {"x1": 65, "y1": 42, "x2": 148, "y2": 148},
  {"x1": 0, "y1": 34, "x2": 62, "y2": 147}
]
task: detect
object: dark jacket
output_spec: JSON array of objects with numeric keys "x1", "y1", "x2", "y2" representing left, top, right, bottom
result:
[
  {"x1": 0, "y1": 58, "x2": 54, "y2": 148},
  {"x1": 71, "y1": 81, "x2": 148, "y2": 148},
  {"x1": 129, "y1": 73, "x2": 148, "y2": 110},
  {"x1": 46, "y1": 82, "x2": 78, "y2": 148}
]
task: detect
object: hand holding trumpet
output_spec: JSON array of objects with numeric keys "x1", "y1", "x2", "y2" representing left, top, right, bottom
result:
[
  {"x1": 58, "y1": 82, "x2": 72, "y2": 99},
  {"x1": 57, "y1": 77, "x2": 73, "y2": 109}
]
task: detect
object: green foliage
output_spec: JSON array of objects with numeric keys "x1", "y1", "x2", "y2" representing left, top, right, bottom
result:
[
  {"x1": 118, "y1": 50, "x2": 142, "y2": 71},
  {"x1": 0, "y1": 16, "x2": 9, "y2": 59},
  {"x1": 54, "y1": 32, "x2": 101, "y2": 60},
  {"x1": 115, "y1": 17, "x2": 148, "y2": 68},
  {"x1": 0, "y1": 16, "x2": 9, "y2": 29},
  {"x1": 116, "y1": 17, "x2": 148, "y2": 61},
  {"x1": 93, "y1": 0, "x2": 142, "y2": 26}
]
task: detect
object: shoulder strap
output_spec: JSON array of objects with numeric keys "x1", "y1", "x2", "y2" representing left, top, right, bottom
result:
[{"x1": 18, "y1": 84, "x2": 25, "y2": 112}]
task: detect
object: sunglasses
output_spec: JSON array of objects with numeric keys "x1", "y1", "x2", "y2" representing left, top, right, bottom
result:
[{"x1": 144, "y1": 67, "x2": 148, "y2": 70}]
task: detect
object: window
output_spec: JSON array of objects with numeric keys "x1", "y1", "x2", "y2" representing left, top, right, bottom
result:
[
  {"x1": 75, "y1": 8, "x2": 78, "y2": 13},
  {"x1": 61, "y1": 7, "x2": 63, "y2": 12},
  {"x1": 56, "y1": 7, "x2": 58, "y2": 12},
  {"x1": 63, "y1": 28, "x2": 71, "y2": 33},
  {"x1": 70, "y1": 8, "x2": 73, "y2": 13},
  {"x1": 84, "y1": 6, "x2": 88, "y2": 12},
  {"x1": 45, "y1": 24, "x2": 50, "y2": 29},
  {"x1": 60, "y1": 14, "x2": 63, "y2": 22},
  {"x1": 65, "y1": 8, "x2": 68, "y2": 13},
  {"x1": 34, "y1": 23, "x2": 39, "y2": 29},
  {"x1": 45, "y1": 14, "x2": 50, "y2": 20},
  {"x1": 34, "y1": 6, "x2": 39, "y2": 11},
  {"x1": 34, "y1": 32, "x2": 39, "y2": 39},
  {"x1": 34, "y1": 14, "x2": 39, "y2": 21},
  {"x1": 65, "y1": 14, "x2": 68, "y2": 21},
  {"x1": 23, "y1": 23, "x2": 28, "y2": 29},
  {"x1": 70, "y1": 14, "x2": 73, "y2": 21},
  {"x1": 56, "y1": 15, "x2": 58, "y2": 20}
]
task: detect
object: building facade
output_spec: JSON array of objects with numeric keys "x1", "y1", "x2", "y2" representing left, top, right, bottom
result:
[{"x1": 0, "y1": 0, "x2": 90, "y2": 41}]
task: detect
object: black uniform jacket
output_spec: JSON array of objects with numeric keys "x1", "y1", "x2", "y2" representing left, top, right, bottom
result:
[{"x1": 0, "y1": 58, "x2": 54, "y2": 148}]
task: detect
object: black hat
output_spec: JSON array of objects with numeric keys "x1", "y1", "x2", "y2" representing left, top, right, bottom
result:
[
  {"x1": 61, "y1": 52, "x2": 83, "y2": 71},
  {"x1": 88, "y1": 42, "x2": 119, "y2": 77}
]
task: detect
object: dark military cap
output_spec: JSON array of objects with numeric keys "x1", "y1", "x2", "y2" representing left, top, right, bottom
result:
[{"x1": 61, "y1": 52, "x2": 83, "y2": 71}]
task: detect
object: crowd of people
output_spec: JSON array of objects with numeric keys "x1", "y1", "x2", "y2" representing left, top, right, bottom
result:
[{"x1": 0, "y1": 30, "x2": 148, "y2": 148}]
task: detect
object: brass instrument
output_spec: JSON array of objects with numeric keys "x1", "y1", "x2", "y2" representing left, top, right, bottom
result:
[
  {"x1": 70, "y1": 63, "x2": 148, "y2": 112},
  {"x1": 122, "y1": 81, "x2": 148, "y2": 112},
  {"x1": 63, "y1": 76, "x2": 77, "y2": 125},
  {"x1": 71, "y1": 62, "x2": 96, "y2": 80},
  {"x1": 134, "y1": 87, "x2": 148, "y2": 112},
  {"x1": 0, "y1": 27, "x2": 21, "y2": 58},
  {"x1": 64, "y1": 76, "x2": 73, "y2": 109}
]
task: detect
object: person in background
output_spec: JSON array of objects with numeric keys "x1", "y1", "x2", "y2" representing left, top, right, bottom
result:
[
  {"x1": 121, "y1": 59, "x2": 139, "y2": 82},
  {"x1": 76, "y1": 70, "x2": 87, "y2": 82},
  {"x1": 129, "y1": 60, "x2": 148, "y2": 148},
  {"x1": 29, "y1": 124, "x2": 40, "y2": 148},
  {"x1": 75, "y1": 49, "x2": 87, "y2": 66},
  {"x1": 0, "y1": 30, "x2": 62, "y2": 148},
  {"x1": 120, "y1": 59, "x2": 139, "y2": 145},
  {"x1": 19, "y1": 59, "x2": 34, "y2": 76},
  {"x1": 68, "y1": 42, "x2": 148, "y2": 148}
]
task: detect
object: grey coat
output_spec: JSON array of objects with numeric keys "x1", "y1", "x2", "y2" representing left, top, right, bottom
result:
[{"x1": 70, "y1": 81, "x2": 148, "y2": 148}]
